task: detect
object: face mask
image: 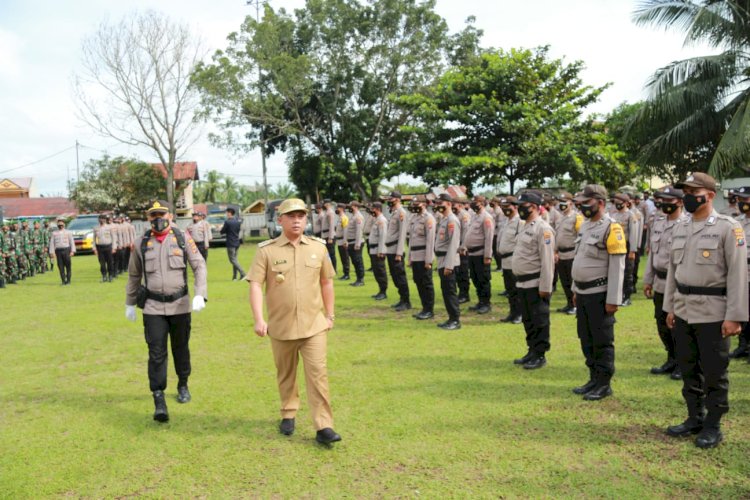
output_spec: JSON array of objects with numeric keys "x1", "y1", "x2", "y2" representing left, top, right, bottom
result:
[
  {"x1": 387, "y1": 201, "x2": 396, "y2": 208},
  {"x1": 740, "y1": 201, "x2": 750, "y2": 213},
  {"x1": 661, "y1": 202, "x2": 678, "y2": 215},
  {"x1": 683, "y1": 193, "x2": 707, "y2": 213},
  {"x1": 57, "y1": 224, "x2": 64, "y2": 229},
  {"x1": 501, "y1": 208, "x2": 513, "y2": 217},
  {"x1": 580, "y1": 203, "x2": 599, "y2": 219},
  {"x1": 151, "y1": 217, "x2": 169, "y2": 233},
  {"x1": 434, "y1": 205, "x2": 446, "y2": 213},
  {"x1": 654, "y1": 201, "x2": 663, "y2": 210},
  {"x1": 452, "y1": 207, "x2": 459, "y2": 215},
  {"x1": 470, "y1": 203, "x2": 481, "y2": 212},
  {"x1": 730, "y1": 197, "x2": 738, "y2": 205},
  {"x1": 558, "y1": 203, "x2": 568, "y2": 211},
  {"x1": 517, "y1": 205, "x2": 532, "y2": 220},
  {"x1": 615, "y1": 203, "x2": 625, "y2": 211}
]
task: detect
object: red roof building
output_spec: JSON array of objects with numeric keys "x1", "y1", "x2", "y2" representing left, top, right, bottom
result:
[
  {"x1": 0, "y1": 197, "x2": 78, "y2": 219},
  {"x1": 151, "y1": 162, "x2": 200, "y2": 216}
]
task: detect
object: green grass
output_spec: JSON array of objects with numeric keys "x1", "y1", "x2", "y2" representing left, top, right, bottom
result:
[{"x1": 2, "y1": 243, "x2": 750, "y2": 498}]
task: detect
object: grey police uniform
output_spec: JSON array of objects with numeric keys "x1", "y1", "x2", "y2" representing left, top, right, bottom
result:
[
  {"x1": 368, "y1": 213, "x2": 388, "y2": 295},
  {"x1": 610, "y1": 208, "x2": 638, "y2": 302},
  {"x1": 408, "y1": 211, "x2": 436, "y2": 315},
  {"x1": 345, "y1": 210, "x2": 365, "y2": 283},
  {"x1": 498, "y1": 214, "x2": 523, "y2": 319},
  {"x1": 384, "y1": 205, "x2": 410, "y2": 305},
  {"x1": 456, "y1": 208, "x2": 472, "y2": 301},
  {"x1": 435, "y1": 212, "x2": 461, "y2": 322},
  {"x1": 464, "y1": 209, "x2": 495, "y2": 307},
  {"x1": 555, "y1": 208, "x2": 582, "y2": 310}
]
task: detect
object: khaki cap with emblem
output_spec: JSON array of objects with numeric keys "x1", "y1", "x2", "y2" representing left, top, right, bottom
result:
[
  {"x1": 556, "y1": 191, "x2": 573, "y2": 202},
  {"x1": 147, "y1": 200, "x2": 171, "y2": 214},
  {"x1": 278, "y1": 198, "x2": 309, "y2": 215},
  {"x1": 675, "y1": 172, "x2": 717, "y2": 192},
  {"x1": 574, "y1": 184, "x2": 608, "y2": 201},
  {"x1": 613, "y1": 193, "x2": 631, "y2": 203},
  {"x1": 499, "y1": 195, "x2": 518, "y2": 206}
]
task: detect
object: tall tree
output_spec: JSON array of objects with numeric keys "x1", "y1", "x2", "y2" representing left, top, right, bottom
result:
[
  {"x1": 74, "y1": 10, "x2": 203, "y2": 208},
  {"x1": 191, "y1": 0, "x2": 481, "y2": 200},
  {"x1": 633, "y1": 0, "x2": 750, "y2": 179}
]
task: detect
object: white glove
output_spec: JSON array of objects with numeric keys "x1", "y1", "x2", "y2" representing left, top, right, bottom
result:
[
  {"x1": 125, "y1": 305, "x2": 137, "y2": 322},
  {"x1": 192, "y1": 295, "x2": 206, "y2": 312}
]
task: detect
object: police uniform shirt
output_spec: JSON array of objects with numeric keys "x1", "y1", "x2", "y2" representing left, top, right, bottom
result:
[
  {"x1": 369, "y1": 213, "x2": 388, "y2": 255},
  {"x1": 630, "y1": 207, "x2": 644, "y2": 248},
  {"x1": 363, "y1": 212, "x2": 374, "y2": 236},
  {"x1": 458, "y1": 208, "x2": 472, "y2": 248},
  {"x1": 384, "y1": 206, "x2": 408, "y2": 256},
  {"x1": 643, "y1": 213, "x2": 689, "y2": 294},
  {"x1": 663, "y1": 210, "x2": 748, "y2": 324},
  {"x1": 125, "y1": 226, "x2": 208, "y2": 316},
  {"x1": 335, "y1": 212, "x2": 349, "y2": 246},
  {"x1": 571, "y1": 214, "x2": 627, "y2": 304},
  {"x1": 246, "y1": 234, "x2": 335, "y2": 341},
  {"x1": 313, "y1": 212, "x2": 323, "y2": 235},
  {"x1": 321, "y1": 208, "x2": 336, "y2": 240},
  {"x1": 188, "y1": 220, "x2": 210, "y2": 247},
  {"x1": 555, "y1": 209, "x2": 583, "y2": 260},
  {"x1": 344, "y1": 211, "x2": 364, "y2": 248},
  {"x1": 610, "y1": 209, "x2": 638, "y2": 249},
  {"x1": 464, "y1": 209, "x2": 495, "y2": 258},
  {"x1": 719, "y1": 204, "x2": 740, "y2": 218},
  {"x1": 435, "y1": 212, "x2": 460, "y2": 270},
  {"x1": 408, "y1": 211, "x2": 436, "y2": 264},
  {"x1": 546, "y1": 206, "x2": 561, "y2": 229},
  {"x1": 494, "y1": 207, "x2": 506, "y2": 239},
  {"x1": 512, "y1": 218, "x2": 556, "y2": 292},
  {"x1": 740, "y1": 213, "x2": 750, "y2": 282},
  {"x1": 94, "y1": 223, "x2": 116, "y2": 247},
  {"x1": 498, "y1": 215, "x2": 523, "y2": 271},
  {"x1": 49, "y1": 229, "x2": 75, "y2": 254}
]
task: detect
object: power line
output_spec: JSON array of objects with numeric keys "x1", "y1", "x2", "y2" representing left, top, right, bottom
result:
[{"x1": 0, "y1": 145, "x2": 76, "y2": 176}]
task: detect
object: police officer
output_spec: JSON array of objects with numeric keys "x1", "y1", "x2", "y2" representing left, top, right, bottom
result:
[
  {"x1": 384, "y1": 191, "x2": 411, "y2": 311},
  {"x1": 93, "y1": 214, "x2": 117, "y2": 282},
  {"x1": 610, "y1": 193, "x2": 639, "y2": 306},
  {"x1": 497, "y1": 196, "x2": 523, "y2": 324},
  {"x1": 0, "y1": 226, "x2": 6, "y2": 288},
  {"x1": 555, "y1": 192, "x2": 582, "y2": 314},
  {"x1": 408, "y1": 196, "x2": 436, "y2": 320},
  {"x1": 511, "y1": 192, "x2": 556, "y2": 369},
  {"x1": 368, "y1": 202, "x2": 389, "y2": 300},
  {"x1": 434, "y1": 194, "x2": 461, "y2": 330},
  {"x1": 664, "y1": 173, "x2": 748, "y2": 448},
  {"x1": 719, "y1": 192, "x2": 740, "y2": 217},
  {"x1": 321, "y1": 200, "x2": 337, "y2": 271},
  {"x1": 464, "y1": 196, "x2": 495, "y2": 314},
  {"x1": 247, "y1": 198, "x2": 341, "y2": 445},
  {"x1": 490, "y1": 197, "x2": 506, "y2": 271},
  {"x1": 344, "y1": 201, "x2": 366, "y2": 287},
  {"x1": 334, "y1": 203, "x2": 350, "y2": 280},
  {"x1": 49, "y1": 218, "x2": 75, "y2": 285},
  {"x1": 643, "y1": 186, "x2": 688, "y2": 379},
  {"x1": 188, "y1": 211, "x2": 211, "y2": 261},
  {"x1": 125, "y1": 200, "x2": 208, "y2": 422},
  {"x1": 571, "y1": 184, "x2": 626, "y2": 401},
  {"x1": 729, "y1": 187, "x2": 750, "y2": 359},
  {"x1": 456, "y1": 200, "x2": 472, "y2": 303},
  {"x1": 312, "y1": 203, "x2": 323, "y2": 238}
]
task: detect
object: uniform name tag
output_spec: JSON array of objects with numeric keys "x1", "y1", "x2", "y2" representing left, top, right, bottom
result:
[{"x1": 273, "y1": 259, "x2": 287, "y2": 265}]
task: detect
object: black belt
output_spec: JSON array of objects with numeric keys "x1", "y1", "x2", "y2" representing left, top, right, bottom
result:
[
  {"x1": 385, "y1": 240, "x2": 398, "y2": 247},
  {"x1": 558, "y1": 246, "x2": 575, "y2": 252},
  {"x1": 500, "y1": 252, "x2": 513, "y2": 259},
  {"x1": 146, "y1": 287, "x2": 188, "y2": 303},
  {"x1": 347, "y1": 239, "x2": 357, "y2": 244},
  {"x1": 435, "y1": 251, "x2": 447, "y2": 257},
  {"x1": 54, "y1": 247, "x2": 71, "y2": 252},
  {"x1": 314, "y1": 232, "x2": 322, "y2": 237},
  {"x1": 654, "y1": 268, "x2": 668, "y2": 280},
  {"x1": 411, "y1": 245, "x2": 426, "y2": 251},
  {"x1": 468, "y1": 245, "x2": 484, "y2": 252},
  {"x1": 515, "y1": 272, "x2": 540, "y2": 283},
  {"x1": 676, "y1": 282, "x2": 726, "y2": 296},
  {"x1": 575, "y1": 277, "x2": 608, "y2": 290}
]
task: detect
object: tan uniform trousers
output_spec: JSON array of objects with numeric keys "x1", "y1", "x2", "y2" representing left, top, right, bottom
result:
[{"x1": 271, "y1": 330, "x2": 333, "y2": 430}]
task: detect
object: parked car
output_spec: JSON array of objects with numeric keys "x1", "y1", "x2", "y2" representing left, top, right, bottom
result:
[
  {"x1": 67, "y1": 214, "x2": 102, "y2": 254},
  {"x1": 265, "y1": 199, "x2": 313, "y2": 238},
  {"x1": 205, "y1": 203, "x2": 243, "y2": 246}
]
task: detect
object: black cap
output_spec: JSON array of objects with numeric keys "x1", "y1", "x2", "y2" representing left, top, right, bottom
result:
[
  {"x1": 437, "y1": 193, "x2": 454, "y2": 202},
  {"x1": 371, "y1": 201, "x2": 383, "y2": 210},
  {"x1": 387, "y1": 190, "x2": 402, "y2": 200},
  {"x1": 655, "y1": 186, "x2": 684, "y2": 199},
  {"x1": 513, "y1": 192, "x2": 543, "y2": 206},
  {"x1": 731, "y1": 186, "x2": 750, "y2": 199}
]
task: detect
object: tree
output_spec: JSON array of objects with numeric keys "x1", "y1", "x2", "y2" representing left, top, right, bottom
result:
[
  {"x1": 73, "y1": 10, "x2": 203, "y2": 208},
  {"x1": 70, "y1": 156, "x2": 165, "y2": 212},
  {"x1": 191, "y1": 0, "x2": 481, "y2": 200},
  {"x1": 399, "y1": 47, "x2": 611, "y2": 194},
  {"x1": 633, "y1": 0, "x2": 750, "y2": 179},
  {"x1": 194, "y1": 169, "x2": 224, "y2": 204}
]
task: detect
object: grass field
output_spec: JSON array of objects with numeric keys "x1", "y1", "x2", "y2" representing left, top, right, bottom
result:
[{"x1": 2, "y1": 240, "x2": 750, "y2": 498}]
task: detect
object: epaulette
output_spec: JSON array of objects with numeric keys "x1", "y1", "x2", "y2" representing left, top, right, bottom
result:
[
  {"x1": 258, "y1": 239, "x2": 275, "y2": 248},
  {"x1": 713, "y1": 213, "x2": 737, "y2": 224},
  {"x1": 309, "y1": 235, "x2": 327, "y2": 245}
]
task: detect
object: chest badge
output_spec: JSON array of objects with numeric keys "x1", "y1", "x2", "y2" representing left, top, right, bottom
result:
[
  {"x1": 702, "y1": 250, "x2": 710, "y2": 258},
  {"x1": 275, "y1": 273, "x2": 285, "y2": 283}
]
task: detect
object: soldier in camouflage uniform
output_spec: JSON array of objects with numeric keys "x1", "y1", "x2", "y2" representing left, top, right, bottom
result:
[
  {"x1": 12, "y1": 222, "x2": 28, "y2": 279},
  {"x1": 3, "y1": 224, "x2": 19, "y2": 283},
  {"x1": 0, "y1": 226, "x2": 6, "y2": 288}
]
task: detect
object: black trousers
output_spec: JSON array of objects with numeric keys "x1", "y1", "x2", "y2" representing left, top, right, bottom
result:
[
  {"x1": 337, "y1": 244, "x2": 350, "y2": 275},
  {"x1": 96, "y1": 244, "x2": 114, "y2": 278},
  {"x1": 411, "y1": 261, "x2": 435, "y2": 313},
  {"x1": 55, "y1": 248, "x2": 72, "y2": 283},
  {"x1": 143, "y1": 313, "x2": 192, "y2": 392},
  {"x1": 652, "y1": 292, "x2": 675, "y2": 360},
  {"x1": 502, "y1": 269, "x2": 521, "y2": 317},
  {"x1": 623, "y1": 251, "x2": 635, "y2": 300},
  {"x1": 673, "y1": 317, "x2": 730, "y2": 426},
  {"x1": 387, "y1": 253, "x2": 410, "y2": 302},
  {"x1": 439, "y1": 267, "x2": 460, "y2": 321},
  {"x1": 739, "y1": 284, "x2": 750, "y2": 349},
  {"x1": 557, "y1": 258, "x2": 574, "y2": 308},
  {"x1": 468, "y1": 255, "x2": 491, "y2": 305},
  {"x1": 326, "y1": 242, "x2": 337, "y2": 272},
  {"x1": 349, "y1": 246, "x2": 365, "y2": 281},
  {"x1": 124, "y1": 247, "x2": 132, "y2": 269},
  {"x1": 370, "y1": 254, "x2": 388, "y2": 293},
  {"x1": 576, "y1": 291, "x2": 616, "y2": 384},
  {"x1": 118, "y1": 248, "x2": 128, "y2": 273},
  {"x1": 196, "y1": 242, "x2": 208, "y2": 262},
  {"x1": 518, "y1": 287, "x2": 551, "y2": 355},
  {"x1": 492, "y1": 236, "x2": 501, "y2": 269},
  {"x1": 457, "y1": 254, "x2": 470, "y2": 299}
]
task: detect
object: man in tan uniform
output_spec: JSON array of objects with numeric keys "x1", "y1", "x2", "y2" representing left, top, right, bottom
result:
[
  {"x1": 384, "y1": 191, "x2": 411, "y2": 311},
  {"x1": 344, "y1": 201, "x2": 365, "y2": 286},
  {"x1": 408, "y1": 196, "x2": 436, "y2": 320},
  {"x1": 498, "y1": 196, "x2": 523, "y2": 324},
  {"x1": 434, "y1": 194, "x2": 462, "y2": 330},
  {"x1": 93, "y1": 214, "x2": 117, "y2": 282},
  {"x1": 464, "y1": 196, "x2": 495, "y2": 314},
  {"x1": 125, "y1": 200, "x2": 208, "y2": 422},
  {"x1": 334, "y1": 203, "x2": 350, "y2": 280},
  {"x1": 728, "y1": 187, "x2": 750, "y2": 360},
  {"x1": 663, "y1": 173, "x2": 747, "y2": 448},
  {"x1": 321, "y1": 200, "x2": 337, "y2": 271},
  {"x1": 555, "y1": 192, "x2": 582, "y2": 314},
  {"x1": 188, "y1": 211, "x2": 212, "y2": 261},
  {"x1": 49, "y1": 218, "x2": 75, "y2": 285},
  {"x1": 368, "y1": 202, "x2": 389, "y2": 300},
  {"x1": 247, "y1": 198, "x2": 341, "y2": 445}
]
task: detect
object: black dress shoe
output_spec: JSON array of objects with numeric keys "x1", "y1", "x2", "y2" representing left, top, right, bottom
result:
[
  {"x1": 457, "y1": 296, "x2": 470, "y2": 304},
  {"x1": 176, "y1": 385, "x2": 191, "y2": 404},
  {"x1": 650, "y1": 360, "x2": 677, "y2": 375},
  {"x1": 500, "y1": 315, "x2": 515, "y2": 323},
  {"x1": 476, "y1": 304, "x2": 491, "y2": 314},
  {"x1": 510, "y1": 316, "x2": 522, "y2": 324},
  {"x1": 620, "y1": 298, "x2": 632, "y2": 307},
  {"x1": 572, "y1": 380, "x2": 597, "y2": 395},
  {"x1": 152, "y1": 390, "x2": 169, "y2": 422},
  {"x1": 350, "y1": 280, "x2": 365, "y2": 287},
  {"x1": 316, "y1": 427, "x2": 342, "y2": 444},
  {"x1": 280, "y1": 418, "x2": 295, "y2": 436},
  {"x1": 566, "y1": 307, "x2": 577, "y2": 315},
  {"x1": 415, "y1": 311, "x2": 434, "y2": 320},
  {"x1": 338, "y1": 275, "x2": 350, "y2": 281},
  {"x1": 670, "y1": 367, "x2": 683, "y2": 380},
  {"x1": 513, "y1": 352, "x2": 533, "y2": 365},
  {"x1": 390, "y1": 301, "x2": 403, "y2": 309},
  {"x1": 583, "y1": 384, "x2": 612, "y2": 401},
  {"x1": 695, "y1": 427, "x2": 723, "y2": 449},
  {"x1": 394, "y1": 302, "x2": 412, "y2": 312},
  {"x1": 523, "y1": 356, "x2": 547, "y2": 370},
  {"x1": 373, "y1": 293, "x2": 387, "y2": 301},
  {"x1": 468, "y1": 303, "x2": 480, "y2": 311},
  {"x1": 438, "y1": 320, "x2": 461, "y2": 331},
  {"x1": 666, "y1": 418, "x2": 703, "y2": 437},
  {"x1": 729, "y1": 346, "x2": 749, "y2": 359},
  {"x1": 556, "y1": 306, "x2": 570, "y2": 313}
]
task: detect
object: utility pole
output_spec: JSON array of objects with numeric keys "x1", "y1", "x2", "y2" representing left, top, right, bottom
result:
[
  {"x1": 247, "y1": 0, "x2": 269, "y2": 209},
  {"x1": 75, "y1": 140, "x2": 80, "y2": 183}
]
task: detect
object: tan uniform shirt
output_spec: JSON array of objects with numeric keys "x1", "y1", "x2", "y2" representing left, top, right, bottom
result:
[
  {"x1": 458, "y1": 208, "x2": 472, "y2": 249},
  {"x1": 334, "y1": 213, "x2": 349, "y2": 246},
  {"x1": 498, "y1": 215, "x2": 523, "y2": 271},
  {"x1": 740, "y1": 214, "x2": 750, "y2": 282},
  {"x1": 363, "y1": 212, "x2": 374, "y2": 237},
  {"x1": 188, "y1": 220, "x2": 211, "y2": 246},
  {"x1": 313, "y1": 212, "x2": 323, "y2": 235},
  {"x1": 555, "y1": 209, "x2": 582, "y2": 260},
  {"x1": 663, "y1": 210, "x2": 748, "y2": 323},
  {"x1": 408, "y1": 211, "x2": 436, "y2": 264},
  {"x1": 643, "y1": 213, "x2": 688, "y2": 294},
  {"x1": 512, "y1": 218, "x2": 555, "y2": 292},
  {"x1": 368, "y1": 213, "x2": 387, "y2": 255},
  {"x1": 611, "y1": 209, "x2": 638, "y2": 250},
  {"x1": 94, "y1": 223, "x2": 117, "y2": 247},
  {"x1": 49, "y1": 229, "x2": 75, "y2": 254},
  {"x1": 384, "y1": 206, "x2": 408, "y2": 256},
  {"x1": 571, "y1": 214, "x2": 627, "y2": 304},
  {"x1": 118, "y1": 223, "x2": 130, "y2": 249},
  {"x1": 631, "y1": 208, "x2": 644, "y2": 248},
  {"x1": 464, "y1": 209, "x2": 495, "y2": 258},
  {"x1": 128, "y1": 222, "x2": 138, "y2": 248},
  {"x1": 322, "y1": 208, "x2": 336, "y2": 241},
  {"x1": 246, "y1": 234, "x2": 335, "y2": 341},
  {"x1": 344, "y1": 211, "x2": 364, "y2": 248},
  {"x1": 719, "y1": 204, "x2": 740, "y2": 218},
  {"x1": 435, "y1": 212, "x2": 460, "y2": 270},
  {"x1": 494, "y1": 208, "x2": 506, "y2": 243},
  {"x1": 126, "y1": 226, "x2": 208, "y2": 315}
]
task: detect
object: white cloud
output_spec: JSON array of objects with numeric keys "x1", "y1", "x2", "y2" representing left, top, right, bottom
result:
[{"x1": 0, "y1": 28, "x2": 22, "y2": 79}]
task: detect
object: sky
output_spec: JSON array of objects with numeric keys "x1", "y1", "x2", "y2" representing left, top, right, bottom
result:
[{"x1": 0, "y1": 0, "x2": 714, "y2": 196}]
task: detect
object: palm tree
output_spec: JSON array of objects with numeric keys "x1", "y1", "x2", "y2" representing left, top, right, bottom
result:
[
  {"x1": 633, "y1": 0, "x2": 750, "y2": 178},
  {"x1": 271, "y1": 182, "x2": 297, "y2": 199},
  {"x1": 221, "y1": 176, "x2": 240, "y2": 203},
  {"x1": 196, "y1": 170, "x2": 223, "y2": 203}
]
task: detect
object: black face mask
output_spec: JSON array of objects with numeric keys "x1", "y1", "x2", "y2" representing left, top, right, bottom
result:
[
  {"x1": 740, "y1": 201, "x2": 750, "y2": 213},
  {"x1": 387, "y1": 201, "x2": 396, "y2": 208},
  {"x1": 683, "y1": 193, "x2": 707, "y2": 213},
  {"x1": 580, "y1": 203, "x2": 599, "y2": 219},
  {"x1": 502, "y1": 208, "x2": 514, "y2": 217},
  {"x1": 654, "y1": 201, "x2": 663, "y2": 210},
  {"x1": 434, "y1": 205, "x2": 446, "y2": 214},
  {"x1": 661, "y1": 202, "x2": 678, "y2": 215},
  {"x1": 57, "y1": 224, "x2": 64, "y2": 229},
  {"x1": 615, "y1": 203, "x2": 625, "y2": 211},
  {"x1": 517, "y1": 205, "x2": 533, "y2": 220},
  {"x1": 558, "y1": 203, "x2": 568, "y2": 211},
  {"x1": 151, "y1": 217, "x2": 169, "y2": 233},
  {"x1": 470, "y1": 203, "x2": 481, "y2": 212}
]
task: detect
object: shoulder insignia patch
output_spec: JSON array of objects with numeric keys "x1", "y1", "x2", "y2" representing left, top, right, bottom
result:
[
  {"x1": 543, "y1": 230, "x2": 552, "y2": 245},
  {"x1": 258, "y1": 239, "x2": 275, "y2": 248},
  {"x1": 734, "y1": 227, "x2": 745, "y2": 247},
  {"x1": 484, "y1": 218, "x2": 493, "y2": 228},
  {"x1": 607, "y1": 222, "x2": 627, "y2": 254},
  {"x1": 575, "y1": 214, "x2": 583, "y2": 232},
  {"x1": 309, "y1": 236, "x2": 326, "y2": 245}
]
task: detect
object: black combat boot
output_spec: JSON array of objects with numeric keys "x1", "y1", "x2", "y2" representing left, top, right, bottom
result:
[{"x1": 152, "y1": 390, "x2": 169, "y2": 422}]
